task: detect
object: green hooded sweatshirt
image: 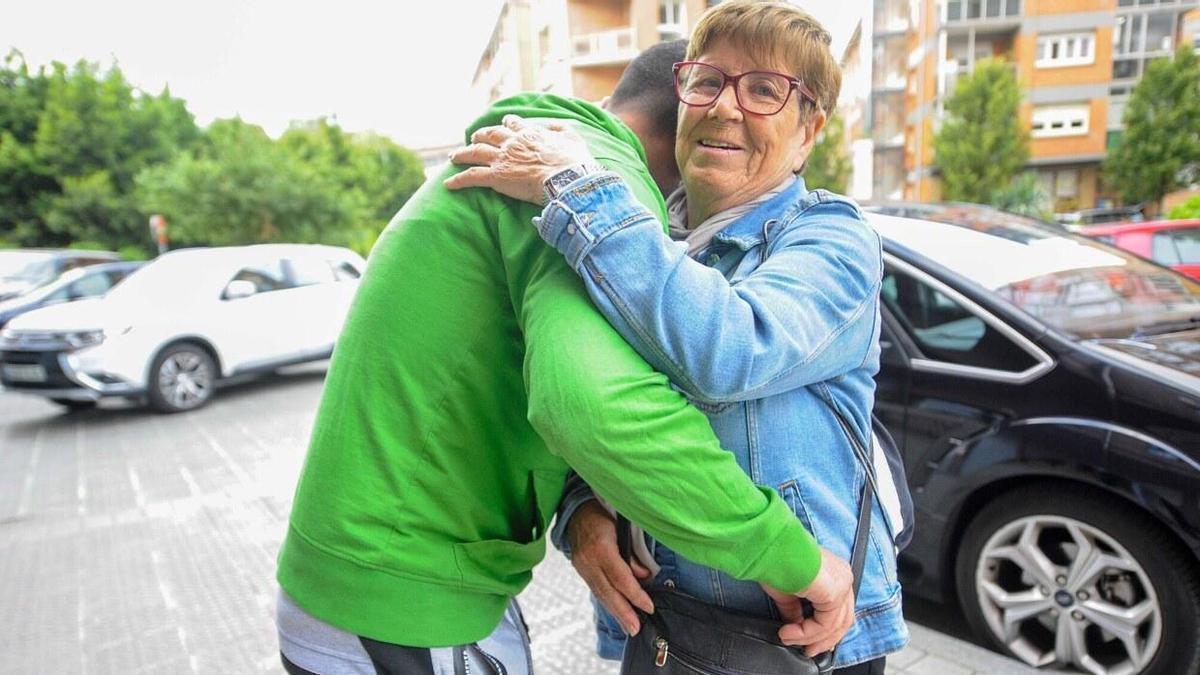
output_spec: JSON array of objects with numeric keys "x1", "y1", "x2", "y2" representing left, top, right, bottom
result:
[{"x1": 276, "y1": 94, "x2": 821, "y2": 647}]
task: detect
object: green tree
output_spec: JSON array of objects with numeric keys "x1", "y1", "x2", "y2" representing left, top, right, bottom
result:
[
  {"x1": 933, "y1": 58, "x2": 1029, "y2": 204},
  {"x1": 0, "y1": 53, "x2": 200, "y2": 248},
  {"x1": 803, "y1": 114, "x2": 851, "y2": 193},
  {"x1": 1168, "y1": 195, "x2": 1200, "y2": 220},
  {"x1": 0, "y1": 51, "x2": 55, "y2": 244},
  {"x1": 991, "y1": 172, "x2": 1052, "y2": 220},
  {"x1": 135, "y1": 118, "x2": 360, "y2": 247},
  {"x1": 280, "y1": 119, "x2": 424, "y2": 228},
  {"x1": 1105, "y1": 46, "x2": 1200, "y2": 212}
]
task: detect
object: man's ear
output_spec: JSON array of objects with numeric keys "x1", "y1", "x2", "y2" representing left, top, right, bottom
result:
[{"x1": 598, "y1": 95, "x2": 612, "y2": 110}]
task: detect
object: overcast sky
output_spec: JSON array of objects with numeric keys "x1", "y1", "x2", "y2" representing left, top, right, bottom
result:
[{"x1": 2, "y1": 1, "x2": 860, "y2": 150}]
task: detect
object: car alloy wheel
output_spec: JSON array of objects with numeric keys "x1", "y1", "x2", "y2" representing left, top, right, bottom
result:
[
  {"x1": 958, "y1": 486, "x2": 1200, "y2": 675},
  {"x1": 975, "y1": 515, "x2": 1160, "y2": 673},
  {"x1": 150, "y1": 344, "x2": 215, "y2": 412}
]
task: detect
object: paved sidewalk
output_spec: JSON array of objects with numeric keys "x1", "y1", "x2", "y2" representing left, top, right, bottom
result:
[{"x1": 0, "y1": 379, "x2": 1046, "y2": 674}]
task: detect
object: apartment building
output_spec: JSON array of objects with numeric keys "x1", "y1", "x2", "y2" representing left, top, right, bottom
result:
[
  {"x1": 856, "y1": 0, "x2": 1198, "y2": 211},
  {"x1": 472, "y1": 1, "x2": 715, "y2": 107}
]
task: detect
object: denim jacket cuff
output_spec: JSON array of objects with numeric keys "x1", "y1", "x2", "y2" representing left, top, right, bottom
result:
[
  {"x1": 534, "y1": 172, "x2": 651, "y2": 271},
  {"x1": 549, "y1": 487, "x2": 599, "y2": 559}
]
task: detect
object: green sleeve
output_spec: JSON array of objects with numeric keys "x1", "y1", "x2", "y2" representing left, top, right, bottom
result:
[{"x1": 506, "y1": 213, "x2": 822, "y2": 593}]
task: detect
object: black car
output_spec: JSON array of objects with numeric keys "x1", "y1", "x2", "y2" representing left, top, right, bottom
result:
[
  {"x1": 0, "y1": 261, "x2": 143, "y2": 330},
  {"x1": 867, "y1": 207, "x2": 1200, "y2": 675},
  {"x1": 0, "y1": 249, "x2": 122, "y2": 303}
]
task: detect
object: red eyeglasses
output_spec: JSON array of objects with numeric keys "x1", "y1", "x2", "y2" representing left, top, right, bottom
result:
[{"x1": 673, "y1": 61, "x2": 818, "y2": 116}]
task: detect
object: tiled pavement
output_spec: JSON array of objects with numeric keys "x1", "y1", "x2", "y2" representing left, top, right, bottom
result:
[{"x1": 0, "y1": 366, "x2": 1043, "y2": 674}]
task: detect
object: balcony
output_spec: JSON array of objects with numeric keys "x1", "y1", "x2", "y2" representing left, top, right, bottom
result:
[
  {"x1": 939, "y1": 58, "x2": 1017, "y2": 99},
  {"x1": 945, "y1": 0, "x2": 1021, "y2": 27},
  {"x1": 571, "y1": 27, "x2": 637, "y2": 67},
  {"x1": 874, "y1": 0, "x2": 910, "y2": 34}
]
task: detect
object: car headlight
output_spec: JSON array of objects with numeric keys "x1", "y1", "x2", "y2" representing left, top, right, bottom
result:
[{"x1": 64, "y1": 330, "x2": 105, "y2": 349}]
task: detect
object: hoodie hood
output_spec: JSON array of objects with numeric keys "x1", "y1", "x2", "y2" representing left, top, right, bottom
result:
[
  {"x1": 465, "y1": 93, "x2": 649, "y2": 167},
  {"x1": 462, "y1": 94, "x2": 666, "y2": 223}
]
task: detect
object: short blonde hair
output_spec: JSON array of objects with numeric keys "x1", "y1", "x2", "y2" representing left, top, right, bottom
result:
[{"x1": 687, "y1": 1, "x2": 841, "y2": 115}]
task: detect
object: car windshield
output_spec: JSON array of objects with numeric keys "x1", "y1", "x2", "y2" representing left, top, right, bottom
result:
[
  {"x1": 871, "y1": 214, "x2": 1200, "y2": 340},
  {"x1": 0, "y1": 252, "x2": 56, "y2": 285}
]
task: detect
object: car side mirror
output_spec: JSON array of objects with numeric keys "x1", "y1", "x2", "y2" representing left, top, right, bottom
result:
[{"x1": 223, "y1": 280, "x2": 258, "y2": 300}]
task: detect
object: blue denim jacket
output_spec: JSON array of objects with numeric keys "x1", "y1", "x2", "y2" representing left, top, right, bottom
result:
[{"x1": 542, "y1": 174, "x2": 908, "y2": 668}]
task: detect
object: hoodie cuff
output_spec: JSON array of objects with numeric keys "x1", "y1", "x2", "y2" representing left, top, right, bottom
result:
[{"x1": 533, "y1": 172, "x2": 655, "y2": 271}]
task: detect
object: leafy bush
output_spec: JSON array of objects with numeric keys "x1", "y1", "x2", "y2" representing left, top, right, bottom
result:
[{"x1": 1167, "y1": 195, "x2": 1200, "y2": 220}]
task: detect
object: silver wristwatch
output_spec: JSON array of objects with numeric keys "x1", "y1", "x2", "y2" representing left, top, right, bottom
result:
[{"x1": 542, "y1": 162, "x2": 605, "y2": 204}]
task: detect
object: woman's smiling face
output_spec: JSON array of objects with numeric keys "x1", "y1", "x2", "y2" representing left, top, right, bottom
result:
[{"x1": 675, "y1": 40, "x2": 824, "y2": 224}]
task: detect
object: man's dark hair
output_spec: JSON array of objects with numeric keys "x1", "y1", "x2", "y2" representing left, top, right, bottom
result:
[{"x1": 610, "y1": 39, "x2": 688, "y2": 137}]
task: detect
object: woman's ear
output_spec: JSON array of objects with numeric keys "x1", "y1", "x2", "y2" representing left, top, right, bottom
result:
[{"x1": 792, "y1": 109, "x2": 828, "y2": 173}]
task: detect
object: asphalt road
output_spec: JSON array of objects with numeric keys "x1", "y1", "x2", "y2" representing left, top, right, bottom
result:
[{"x1": 0, "y1": 363, "x2": 997, "y2": 674}]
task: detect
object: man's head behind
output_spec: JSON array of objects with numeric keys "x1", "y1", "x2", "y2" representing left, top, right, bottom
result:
[{"x1": 608, "y1": 39, "x2": 688, "y2": 196}]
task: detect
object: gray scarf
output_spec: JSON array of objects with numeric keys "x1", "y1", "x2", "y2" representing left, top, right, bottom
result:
[{"x1": 666, "y1": 176, "x2": 797, "y2": 257}]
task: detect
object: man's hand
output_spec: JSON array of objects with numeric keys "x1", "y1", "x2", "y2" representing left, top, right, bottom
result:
[
  {"x1": 566, "y1": 500, "x2": 655, "y2": 635},
  {"x1": 763, "y1": 547, "x2": 856, "y2": 657},
  {"x1": 444, "y1": 114, "x2": 595, "y2": 204}
]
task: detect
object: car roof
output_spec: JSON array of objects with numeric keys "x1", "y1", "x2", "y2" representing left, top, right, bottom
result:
[
  {"x1": 0, "y1": 248, "x2": 119, "y2": 259},
  {"x1": 864, "y1": 211, "x2": 1134, "y2": 292},
  {"x1": 159, "y1": 243, "x2": 356, "y2": 259},
  {"x1": 862, "y1": 200, "x2": 1063, "y2": 230},
  {"x1": 1080, "y1": 219, "x2": 1200, "y2": 236}
]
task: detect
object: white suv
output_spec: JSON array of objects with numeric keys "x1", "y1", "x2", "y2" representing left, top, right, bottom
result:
[{"x1": 0, "y1": 244, "x2": 365, "y2": 412}]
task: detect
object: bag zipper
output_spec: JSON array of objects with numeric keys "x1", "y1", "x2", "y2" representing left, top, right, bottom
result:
[{"x1": 654, "y1": 637, "x2": 769, "y2": 675}]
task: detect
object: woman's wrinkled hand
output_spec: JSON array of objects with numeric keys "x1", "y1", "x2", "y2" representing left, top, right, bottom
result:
[{"x1": 444, "y1": 114, "x2": 595, "y2": 205}]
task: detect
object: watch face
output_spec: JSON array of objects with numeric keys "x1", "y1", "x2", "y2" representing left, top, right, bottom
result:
[
  {"x1": 553, "y1": 170, "x2": 580, "y2": 189},
  {"x1": 547, "y1": 168, "x2": 581, "y2": 197}
]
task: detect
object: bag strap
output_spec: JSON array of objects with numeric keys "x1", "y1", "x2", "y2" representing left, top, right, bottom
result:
[{"x1": 830, "y1": 399, "x2": 875, "y2": 601}]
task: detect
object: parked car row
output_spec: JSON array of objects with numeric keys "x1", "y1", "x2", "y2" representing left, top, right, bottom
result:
[
  {"x1": 0, "y1": 244, "x2": 365, "y2": 413},
  {"x1": 0, "y1": 261, "x2": 143, "y2": 331},
  {"x1": 0, "y1": 249, "x2": 121, "y2": 302},
  {"x1": 1081, "y1": 219, "x2": 1200, "y2": 282}
]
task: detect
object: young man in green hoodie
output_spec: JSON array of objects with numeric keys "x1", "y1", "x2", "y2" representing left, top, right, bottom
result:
[{"x1": 275, "y1": 42, "x2": 854, "y2": 674}]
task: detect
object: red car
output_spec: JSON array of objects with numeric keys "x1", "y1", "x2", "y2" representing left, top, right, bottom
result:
[{"x1": 1081, "y1": 219, "x2": 1200, "y2": 281}]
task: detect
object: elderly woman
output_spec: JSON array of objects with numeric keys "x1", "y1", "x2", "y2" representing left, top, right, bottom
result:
[{"x1": 448, "y1": 2, "x2": 907, "y2": 673}]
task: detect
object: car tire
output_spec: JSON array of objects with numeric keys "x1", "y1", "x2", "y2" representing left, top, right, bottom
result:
[
  {"x1": 147, "y1": 343, "x2": 217, "y2": 413},
  {"x1": 51, "y1": 398, "x2": 96, "y2": 412},
  {"x1": 956, "y1": 485, "x2": 1200, "y2": 675}
]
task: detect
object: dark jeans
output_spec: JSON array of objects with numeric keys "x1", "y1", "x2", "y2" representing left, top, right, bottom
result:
[{"x1": 834, "y1": 656, "x2": 887, "y2": 675}]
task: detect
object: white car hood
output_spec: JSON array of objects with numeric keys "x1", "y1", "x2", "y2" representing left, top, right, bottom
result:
[
  {"x1": 5, "y1": 298, "x2": 120, "y2": 332},
  {"x1": 0, "y1": 279, "x2": 36, "y2": 301}
]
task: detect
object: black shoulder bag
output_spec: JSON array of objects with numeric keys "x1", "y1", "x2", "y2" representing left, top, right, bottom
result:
[{"x1": 617, "y1": 404, "x2": 875, "y2": 675}]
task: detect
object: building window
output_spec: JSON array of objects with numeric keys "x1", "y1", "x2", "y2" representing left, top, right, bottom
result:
[
  {"x1": 1145, "y1": 13, "x2": 1175, "y2": 52},
  {"x1": 1113, "y1": 11, "x2": 1177, "y2": 78},
  {"x1": 659, "y1": 0, "x2": 686, "y2": 41},
  {"x1": 1054, "y1": 170, "x2": 1080, "y2": 198},
  {"x1": 1031, "y1": 105, "x2": 1090, "y2": 138},
  {"x1": 1036, "y1": 33, "x2": 1094, "y2": 67},
  {"x1": 659, "y1": 0, "x2": 684, "y2": 25},
  {"x1": 946, "y1": 0, "x2": 1020, "y2": 22}
]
